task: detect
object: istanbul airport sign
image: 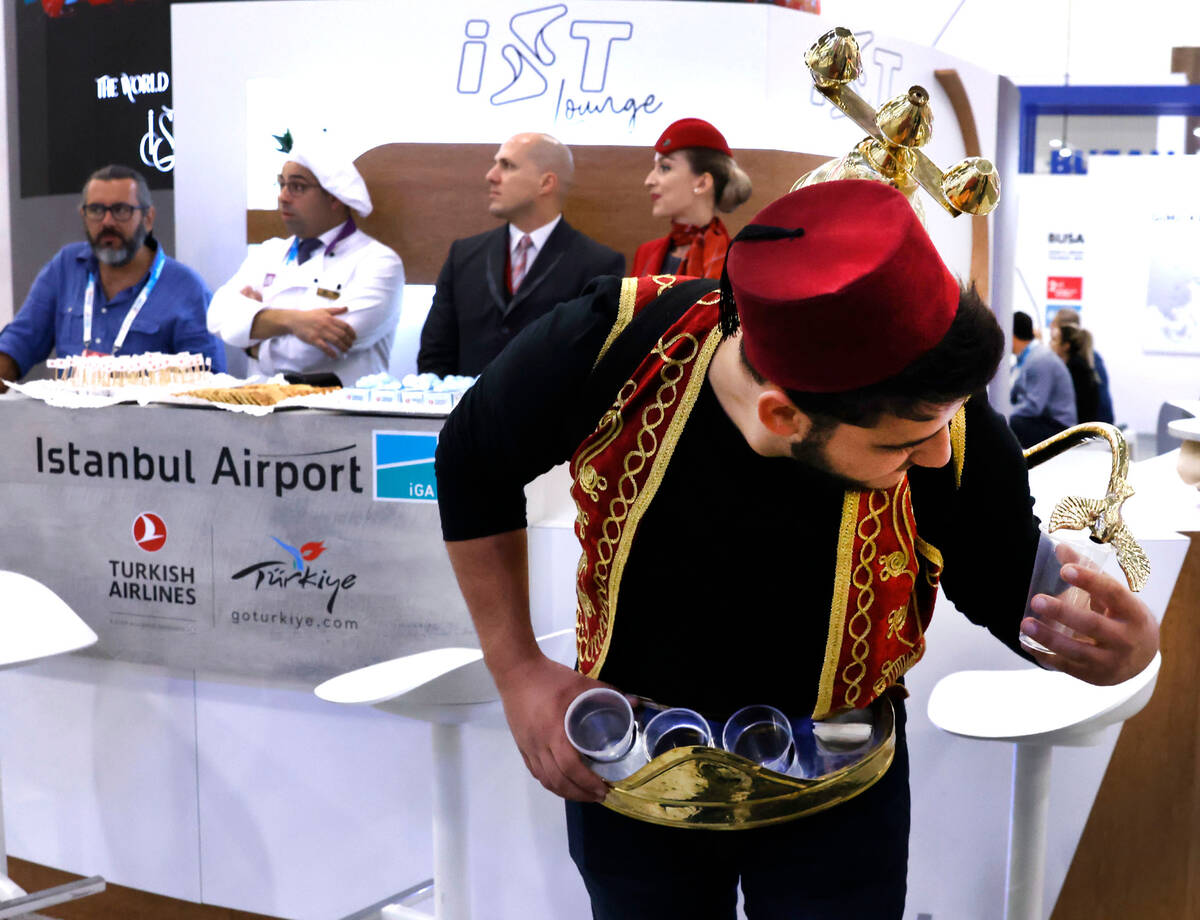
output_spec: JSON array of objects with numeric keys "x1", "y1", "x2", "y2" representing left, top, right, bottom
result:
[{"x1": 0, "y1": 401, "x2": 467, "y2": 683}]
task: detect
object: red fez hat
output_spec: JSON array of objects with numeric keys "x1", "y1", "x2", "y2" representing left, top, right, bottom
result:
[
  {"x1": 728, "y1": 180, "x2": 960, "y2": 393},
  {"x1": 654, "y1": 118, "x2": 732, "y2": 158}
]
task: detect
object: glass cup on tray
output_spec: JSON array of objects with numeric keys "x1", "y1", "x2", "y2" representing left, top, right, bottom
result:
[
  {"x1": 721, "y1": 704, "x2": 795, "y2": 773},
  {"x1": 1020, "y1": 528, "x2": 1113, "y2": 655}
]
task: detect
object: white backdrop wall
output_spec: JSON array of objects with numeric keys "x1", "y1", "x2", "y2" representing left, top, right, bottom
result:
[
  {"x1": 173, "y1": 0, "x2": 998, "y2": 297},
  {"x1": 820, "y1": 0, "x2": 1200, "y2": 86}
]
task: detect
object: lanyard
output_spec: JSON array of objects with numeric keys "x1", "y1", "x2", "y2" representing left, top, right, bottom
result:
[
  {"x1": 82, "y1": 246, "x2": 167, "y2": 355},
  {"x1": 1015, "y1": 342, "x2": 1032, "y2": 369},
  {"x1": 284, "y1": 217, "x2": 358, "y2": 264}
]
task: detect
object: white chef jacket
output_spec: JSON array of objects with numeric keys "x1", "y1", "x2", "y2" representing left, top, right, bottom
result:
[{"x1": 208, "y1": 221, "x2": 405, "y2": 384}]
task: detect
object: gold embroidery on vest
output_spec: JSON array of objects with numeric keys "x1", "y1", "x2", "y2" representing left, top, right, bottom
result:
[
  {"x1": 594, "y1": 277, "x2": 643, "y2": 367},
  {"x1": 841, "y1": 490, "x2": 889, "y2": 706},
  {"x1": 915, "y1": 536, "x2": 944, "y2": 574},
  {"x1": 950, "y1": 403, "x2": 967, "y2": 489},
  {"x1": 873, "y1": 647, "x2": 923, "y2": 696},
  {"x1": 886, "y1": 604, "x2": 912, "y2": 642},
  {"x1": 650, "y1": 274, "x2": 681, "y2": 297},
  {"x1": 915, "y1": 535, "x2": 944, "y2": 587},
  {"x1": 586, "y1": 325, "x2": 722, "y2": 677},
  {"x1": 885, "y1": 483, "x2": 916, "y2": 584},
  {"x1": 879, "y1": 551, "x2": 908, "y2": 581},
  {"x1": 895, "y1": 485, "x2": 923, "y2": 650},
  {"x1": 815, "y1": 490, "x2": 862, "y2": 718},
  {"x1": 572, "y1": 381, "x2": 636, "y2": 503}
]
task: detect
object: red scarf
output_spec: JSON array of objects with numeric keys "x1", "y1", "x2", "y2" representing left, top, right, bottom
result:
[
  {"x1": 668, "y1": 217, "x2": 730, "y2": 279},
  {"x1": 633, "y1": 217, "x2": 731, "y2": 280}
]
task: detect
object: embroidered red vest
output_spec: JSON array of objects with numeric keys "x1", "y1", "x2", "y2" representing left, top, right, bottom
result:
[{"x1": 569, "y1": 276, "x2": 964, "y2": 719}]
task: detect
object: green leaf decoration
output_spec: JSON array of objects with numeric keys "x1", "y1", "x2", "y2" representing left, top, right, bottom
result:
[{"x1": 273, "y1": 130, "x2": 293, "y2": 154}]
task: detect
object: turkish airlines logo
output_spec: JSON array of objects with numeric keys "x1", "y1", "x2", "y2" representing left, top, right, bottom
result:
[{"x1": 132, "y1": 512, "x2": 167, "y2": 553}]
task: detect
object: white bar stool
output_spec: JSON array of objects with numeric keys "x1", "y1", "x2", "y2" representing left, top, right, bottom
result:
[
  {"x1": 316, "y1": 629, "x2": 574, "y2": 920},
  {"x1": 0, "y1": 571, "x2": 106, "y2": 916},
  {"x1": 927, "y1": 654, "x2": 1161, "y2": 920}
]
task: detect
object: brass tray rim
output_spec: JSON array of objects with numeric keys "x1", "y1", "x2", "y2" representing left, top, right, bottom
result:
[{"x1": 602, "y1": 696, "x2": 897, "y2": 830}]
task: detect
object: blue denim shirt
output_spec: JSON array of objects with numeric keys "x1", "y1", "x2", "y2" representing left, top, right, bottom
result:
[
  {"x1": 0, "y1": 240, "x2": 226, "y2": 375},
  {"x1": 1010, "y1": 340, "x2": 1076, "y2": 428}
]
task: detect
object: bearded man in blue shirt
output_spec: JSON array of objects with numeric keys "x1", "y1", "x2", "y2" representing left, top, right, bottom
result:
[{"x1": 0, "y1": 164, "x2": 225, "y2": 392}]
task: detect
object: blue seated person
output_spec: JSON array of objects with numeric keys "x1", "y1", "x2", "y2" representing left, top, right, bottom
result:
[
  {"x1": 0, "y1": 164, "x2": 225, "y2": 392},
  {"x1": 1009, "y1": 309, "x2": 1075, "y2": 448}
]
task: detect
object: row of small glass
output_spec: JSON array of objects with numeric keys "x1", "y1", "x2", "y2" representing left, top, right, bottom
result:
[{"x1": 564, "y1": 687, "x2": 870, "y2": 781}]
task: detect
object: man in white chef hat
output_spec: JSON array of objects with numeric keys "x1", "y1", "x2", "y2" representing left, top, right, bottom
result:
[{"x1": 208, "y1": 135, "x2": 405, "y2": 384}]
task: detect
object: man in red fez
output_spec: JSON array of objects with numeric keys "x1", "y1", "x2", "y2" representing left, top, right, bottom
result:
[{"x1": 434, "y1": 180, "x2": 1159, "y2": 918}]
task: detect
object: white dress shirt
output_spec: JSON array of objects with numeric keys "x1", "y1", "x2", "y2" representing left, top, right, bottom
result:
[{"x1": 507, "y1": 215, "x2": 561, "y2": 275}]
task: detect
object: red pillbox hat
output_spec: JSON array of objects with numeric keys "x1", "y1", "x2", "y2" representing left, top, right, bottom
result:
[
  {"x1": 654, "y1": 118, "x2": 732, "y2": 158},
  {"x1": 728, "y1": 180, "x2": 960, "y2": 392}
]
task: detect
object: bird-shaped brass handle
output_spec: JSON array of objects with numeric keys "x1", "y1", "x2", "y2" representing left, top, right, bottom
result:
[{"x1": 1024, "y1": 423, "x2": 1150, "y2": 592}]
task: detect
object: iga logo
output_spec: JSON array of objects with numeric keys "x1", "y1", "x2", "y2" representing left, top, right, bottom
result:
[
  {"x1": 132, "y1": 512, "x2": 167, "y2": 552},
  {"x1": 373, "y1": 431, "x2": 439, "y2": 503}
]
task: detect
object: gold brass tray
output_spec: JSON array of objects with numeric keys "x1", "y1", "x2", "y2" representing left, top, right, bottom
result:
[{"x1": 603, "y1": 696, "x2": 895, "y2": 830}]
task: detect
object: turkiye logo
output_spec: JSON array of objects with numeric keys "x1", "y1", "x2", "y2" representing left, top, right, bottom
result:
[
  {"x1": 373, "y1": 430, "x2": 439, "y2": 502},
  {"x1": 132, "y1": 512, "x2": 167, "y2": 552},
  {"x1": 230, "y1": 536, "x2": 354, "y2": 614},
  {"x1": 272, "y1": 537, "x2": 327, "y2": 571}
]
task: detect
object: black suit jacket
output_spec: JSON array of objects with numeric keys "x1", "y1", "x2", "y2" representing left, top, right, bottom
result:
[{"x1": 417, "y1": 220, "x2": 625, "y2": 376}]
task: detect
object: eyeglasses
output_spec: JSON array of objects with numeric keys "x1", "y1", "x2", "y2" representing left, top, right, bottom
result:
[
  {"x1": 277, "y1": 176, "x2": 318, "y2": 196},
  {"x1": 81, "y1": 203, "x2": 146, "y2": 222}
]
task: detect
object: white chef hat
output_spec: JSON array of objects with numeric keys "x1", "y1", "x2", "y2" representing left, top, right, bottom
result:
[{"x1": 288, "y1": 136, "x2": 373, "y2": 217}]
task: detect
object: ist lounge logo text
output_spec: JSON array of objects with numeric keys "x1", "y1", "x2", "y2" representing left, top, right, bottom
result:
[{"x1": 455, "y1": 4, "x2": 661, "y2": 129}]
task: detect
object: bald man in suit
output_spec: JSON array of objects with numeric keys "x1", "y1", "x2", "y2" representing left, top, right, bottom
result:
[{"x1": 417, "y1": 133, "x2": 624, "y2": 377}]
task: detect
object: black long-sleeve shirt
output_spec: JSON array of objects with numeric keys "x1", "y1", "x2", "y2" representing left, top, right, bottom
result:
[{"x1": 436, "y1": 276, "x2": 1040, "y2": 718}]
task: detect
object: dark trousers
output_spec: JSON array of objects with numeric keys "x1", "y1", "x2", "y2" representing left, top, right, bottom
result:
[{"x1": 567, "y1": 709, "x2": 910, "y2": 920}]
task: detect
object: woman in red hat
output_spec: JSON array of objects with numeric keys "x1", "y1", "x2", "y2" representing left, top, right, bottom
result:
[{"x1": 633, "y1": 117, "x2": 752, "y2": 279}]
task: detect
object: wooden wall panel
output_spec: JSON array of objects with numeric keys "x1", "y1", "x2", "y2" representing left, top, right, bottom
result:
[
  {"x1": 1052, "y1": 533, "x2": 1200, "y2": 919},
  {"x1": 249, "y1": 144, "x2": 829, "y2": 285},
  {"x1": 934, "y1": 68, "x2": 992, "y2": 300}
]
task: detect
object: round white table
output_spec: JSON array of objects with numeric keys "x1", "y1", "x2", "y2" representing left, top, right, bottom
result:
[{"x1": 928, "y1": 654, "x2": 1161, "y2": 920}]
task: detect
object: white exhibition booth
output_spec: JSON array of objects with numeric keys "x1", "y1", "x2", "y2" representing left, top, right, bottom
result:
[
  {"x1": 1014, "y1": 157, "x2": 1200, "y2": 438},
  {"x1": 0, "y1": 3, "x2": 1194, "y2": 920}
]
